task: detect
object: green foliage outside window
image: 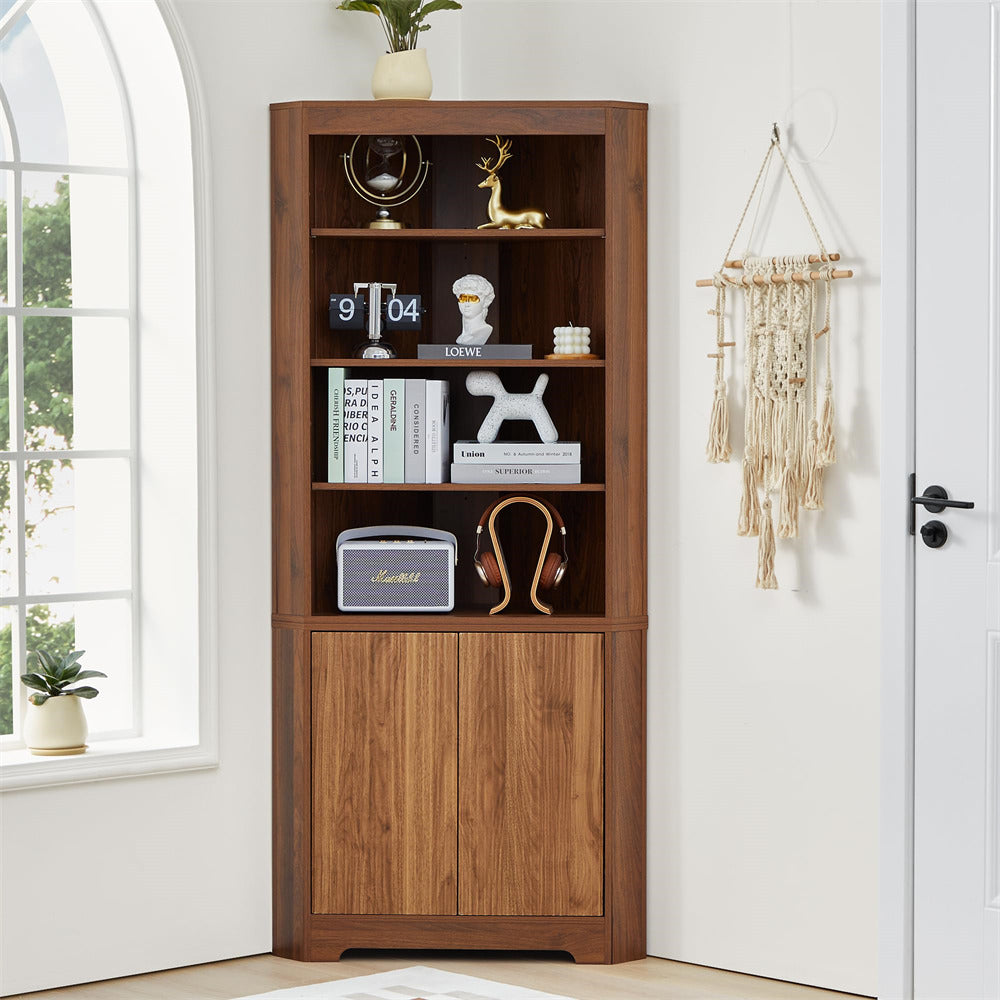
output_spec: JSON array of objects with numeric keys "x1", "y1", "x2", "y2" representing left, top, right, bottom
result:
[{"x1": 0, "y1": 177, "x2": 76, "y2": 735}]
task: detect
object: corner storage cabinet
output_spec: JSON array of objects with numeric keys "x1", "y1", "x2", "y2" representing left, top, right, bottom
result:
[{"x1": 272, "y1": 101, "x2": 647, "y2": 964}]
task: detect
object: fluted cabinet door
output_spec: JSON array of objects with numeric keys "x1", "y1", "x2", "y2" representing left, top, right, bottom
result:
[
  {"x1": 458, "y1": 632, "x2": 604, "y2": 916},
  {"x1": 312, "y1": 631, "x2": 458, "y2": 915}
]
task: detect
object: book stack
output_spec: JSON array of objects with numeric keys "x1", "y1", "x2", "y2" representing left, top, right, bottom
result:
[
  {"x1": 327, "y1": 370, "x2": 449, "y2": 484},
  {"x1": 450, "y1": 441, "x2": 582, "y2": 484}
]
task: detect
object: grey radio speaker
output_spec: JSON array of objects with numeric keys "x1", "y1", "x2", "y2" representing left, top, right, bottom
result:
[{"x1": 337, "y1": 525, "x2": 457, "y2": 612}]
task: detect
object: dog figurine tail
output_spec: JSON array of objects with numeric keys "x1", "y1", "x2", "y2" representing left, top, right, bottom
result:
[{"x1": 532, "y1": 374, "x2": 550, "y2": 397}]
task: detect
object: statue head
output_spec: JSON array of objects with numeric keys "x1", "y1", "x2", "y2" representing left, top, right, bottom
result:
[
  {"x1": 452, "y1": 274, "x2": 495, "y2": 346},
  {"x1": 452, "y1": 273, "x2": 494, "y2": 319}
]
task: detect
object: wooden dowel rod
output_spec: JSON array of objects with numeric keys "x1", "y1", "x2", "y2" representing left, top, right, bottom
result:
[
  {"x1": 695, "y1": 269, "x2": 853, "y2": 288},
  {"x1": 724, "y1": 253, "x2": 840, "y2": 268}
]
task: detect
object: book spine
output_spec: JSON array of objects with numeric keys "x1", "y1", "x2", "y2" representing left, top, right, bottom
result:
[
  {"x1": 452, "y1": 441, "x2": 581, "y2": 464},
  {"x1": 343, "y1": 379, "x2": 369, "y2": 483},
  {"x1": 404, "y1": 378, "x2": 426, "y2": 483},
  {"x1": 449, "y1": 463, "x2": 582, "y2": 484},
  {"x1": 425, "y1": 380, "x2": 450, "y2": 484},
  {"x1": 367, "y1": 379, "x2": 383, "y2": 483},
  {"x1": 327, "y1": 367, "x2": 345, "y2": 482},
  {"x1": 383, "y1": 378, "x2": 405, "y2": 483}
]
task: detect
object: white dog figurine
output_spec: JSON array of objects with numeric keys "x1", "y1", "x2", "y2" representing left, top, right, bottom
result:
[{"x1": 466, "y1": 371, "x2": 559, "y2": 444}]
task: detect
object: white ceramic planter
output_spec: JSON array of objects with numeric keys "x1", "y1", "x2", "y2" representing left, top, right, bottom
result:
[
  {"x1": 24, "y1": 695, "x2": 88, "y2": 755},
  {"x1": 371, "y1": 49, "x2": 432, "y2": 100}
]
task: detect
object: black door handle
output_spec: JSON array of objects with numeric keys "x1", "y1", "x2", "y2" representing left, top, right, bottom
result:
[
  {"x1": 908, "y1": 478, "x2": 976, "y2": 535},
  {"x1": 910, "y1": 484, "x2": 975, "y2": 511}
]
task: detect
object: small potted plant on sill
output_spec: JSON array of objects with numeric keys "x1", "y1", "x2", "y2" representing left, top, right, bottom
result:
[
  {"x1": 20, "y1": 649, "x2": 106, "y2": 756},
  {"x1": 336, "y1": 0, "x2": 462, "y2": 100}
]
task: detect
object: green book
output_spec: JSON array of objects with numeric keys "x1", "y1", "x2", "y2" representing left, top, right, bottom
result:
[
  {"x1": 383, "y1": 378, "x2": 405, "y2": 483},
  {"x1": 327, "y1": 368, "x2": 345, "y2": 483}
]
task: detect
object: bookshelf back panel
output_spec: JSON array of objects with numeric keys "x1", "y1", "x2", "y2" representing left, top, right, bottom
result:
[
  {"x1": 310, "y1": 238, "x2": 604, "y2": 360},
  {"x1": 311, "y1": 365, "x2": 606, "y2": 484},
  {"x1": 311, "y1": 489, "x2": 604, "y2": 618},
  {"x1": 310, "y1": 134, "x2": 605, "y2": 231}
]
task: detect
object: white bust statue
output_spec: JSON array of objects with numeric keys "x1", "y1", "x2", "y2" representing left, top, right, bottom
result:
[{"x1": 453, "y1": 273, "x2": 495, "y2": 346}]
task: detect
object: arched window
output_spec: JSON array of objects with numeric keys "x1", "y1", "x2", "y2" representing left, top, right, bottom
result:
[{"x1": 0, "y1": 0, "x2": 213, "y2": 784}]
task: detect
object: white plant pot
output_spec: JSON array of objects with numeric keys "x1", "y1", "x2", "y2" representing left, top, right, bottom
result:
[
  {"x1": 371, "y1": 49, "x2": 433, "y2": 100},
  {"x1": 24, "y1": 695, "x2": 89, "y2": 755}
]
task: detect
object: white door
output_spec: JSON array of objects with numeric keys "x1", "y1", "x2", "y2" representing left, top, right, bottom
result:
[{"x1": 914, "y1": 2, "x2": 1000, "y2": 997}]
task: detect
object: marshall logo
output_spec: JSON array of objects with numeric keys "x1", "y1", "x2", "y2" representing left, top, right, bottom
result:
[{"x1": 371, "y1": 569, "x2": 421, "y2": 584}]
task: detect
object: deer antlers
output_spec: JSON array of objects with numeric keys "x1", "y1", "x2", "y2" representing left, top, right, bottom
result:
[{"x1": 476, "y1": 135, "x2": 512, "y2": 176}]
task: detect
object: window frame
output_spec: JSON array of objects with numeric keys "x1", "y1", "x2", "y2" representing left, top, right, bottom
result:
[
  {"x1": 0, "y1": 0, "x2": 218, "y2": 790},
  {"x1": 0, "y1": 0, "x2": 142, "y2": 748}
]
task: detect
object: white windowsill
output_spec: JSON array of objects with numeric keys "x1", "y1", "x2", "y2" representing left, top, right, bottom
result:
[{"x1": 0, "y1": 737, "x2": 218, "y2": 791}]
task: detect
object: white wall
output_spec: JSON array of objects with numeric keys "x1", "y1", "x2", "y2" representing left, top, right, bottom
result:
[
  {"x1": 457, "y1": 1, "x2": 880, "y2": 994},
  {"x1": 0, "y1": 1, "x2": 878, "y2": 995}
]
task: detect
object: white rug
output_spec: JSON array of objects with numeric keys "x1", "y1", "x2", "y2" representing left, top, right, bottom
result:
[{"x1": 237, "y1": 966, "x2": 577, "y2": 1000}]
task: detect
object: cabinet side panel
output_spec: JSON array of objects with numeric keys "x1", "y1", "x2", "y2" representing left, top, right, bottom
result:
[
  {"x1": 272, "y1": 106, "x2": 312, "y2": 614},
  {"x1": 459, "y1": 633, "x2": 604, "y2": 917},
  {"x1": 312, "y1": 632, "x2": 458, "y2": 915},
  {"x1": 273, "y1": 626, "x2": 311, "y2": 959},
  {"x1": 608, "y1": 627, "x2": 646, "y2": 960},
  {"x1": 604, "y1": 107, "x2": 647, "y2": 618}
]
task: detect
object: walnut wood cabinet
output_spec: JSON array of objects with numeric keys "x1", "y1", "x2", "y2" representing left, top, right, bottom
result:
[{"x1": 272, "y1": 101, "x2": 647, "y2": 964}]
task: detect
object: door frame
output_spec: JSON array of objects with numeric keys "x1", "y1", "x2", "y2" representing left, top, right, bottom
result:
[{"x1": 880, "y1": 2, "x2": 916, "y2": 999}]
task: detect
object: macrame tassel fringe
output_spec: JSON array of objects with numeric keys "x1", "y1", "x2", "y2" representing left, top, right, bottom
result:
[
  {"x1": 756, "y1": 497, "x2": 778, "y2": 590},
  {"x1": 737, "y1": 458, "x2": 761, "y2": 537},
  {"x1": 817, "y1": 378, "x2": 836, "y2": 467},
  {"x1": 777, "y1": 451, "x2": 800, "y2": 539},
  {"x1": 802, "y1": 419, "x2": 825, "y2": 510},
  {"x1": 706, "y1": 378, "x2": 732, "y2": 463}
]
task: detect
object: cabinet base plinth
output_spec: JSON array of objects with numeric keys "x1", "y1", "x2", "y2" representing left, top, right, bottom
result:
[{"x1": 287, "y1": 914, "x2": 622, "y2": 964}]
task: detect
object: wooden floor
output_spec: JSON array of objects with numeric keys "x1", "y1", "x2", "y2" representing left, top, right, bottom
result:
[{"x1": 13, "y1": 952, "x2": 869, "y2": 1000}]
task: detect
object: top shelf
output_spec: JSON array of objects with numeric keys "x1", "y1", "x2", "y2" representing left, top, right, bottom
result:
[{"x1": 310, "y1": 228, "x2": 605, "y2": 241}]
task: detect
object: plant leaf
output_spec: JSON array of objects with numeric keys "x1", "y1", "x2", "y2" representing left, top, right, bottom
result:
[
  {"x1": 32, "y1": 649, "x2": 55, "y2": 673},
  {"x1": 336, "y1": 0, "x2": 382, "y2": 12},
  {"x1": 20, "y1": 673, "x2": 51, "y2": 692},
  {"x1": 64, "y1": 685, "x2": 99, "y2": 699},
  {"x1": 72, "y1": 670, "x2": 107, "y2": 682},
  {"x1": 28, "y1": 693, "x2": 50, "y2": 706},
  {"x1": 418, "y1": 0, "x2": 462, "y2": 17}
]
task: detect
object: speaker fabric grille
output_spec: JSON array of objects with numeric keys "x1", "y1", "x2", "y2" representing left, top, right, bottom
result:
[{"x1": 340, "y1": 547, "x2": 452, "y2": 610}]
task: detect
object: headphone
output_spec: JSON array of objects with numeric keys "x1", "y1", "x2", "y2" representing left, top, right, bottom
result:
[{"x1": 473, "y1": 496, "x2": 568, "y2": 615}]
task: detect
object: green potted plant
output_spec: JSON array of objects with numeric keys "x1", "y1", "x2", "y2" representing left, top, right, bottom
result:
[
  {"x1": 20, "y1": 649, "x2": 106, "y2": 756},
  {"x1": 336, "y1": 0, "x2": 462, "y2": 100}
]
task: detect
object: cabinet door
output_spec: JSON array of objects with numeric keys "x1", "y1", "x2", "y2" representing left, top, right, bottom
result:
[
  {"x1": 459, "y1": 632, "x2": 604, "y2": 916},
  {"x1": 312, "y1": 632, "x2": 457, "y2": 915}
]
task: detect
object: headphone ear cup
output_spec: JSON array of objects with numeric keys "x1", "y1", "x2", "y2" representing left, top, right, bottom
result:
[
  {"x1": 478, "y1": 550, "x2": 503, "y2": 588},
  {"x1": 539, "y1": 552, "x2": 565, "y2": 592}
]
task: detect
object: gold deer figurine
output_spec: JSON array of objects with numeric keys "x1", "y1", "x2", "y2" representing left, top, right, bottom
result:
[{"x1": 476, "y1": 136, "x2": 549, "y2": 230}]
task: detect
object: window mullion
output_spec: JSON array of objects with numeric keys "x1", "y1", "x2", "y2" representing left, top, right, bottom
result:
[{"x1": 8, "y1": 159, "x2": 27, "y2": 740}]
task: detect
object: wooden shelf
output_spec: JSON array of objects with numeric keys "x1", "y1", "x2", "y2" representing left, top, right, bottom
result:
[
  {"x1": 274, "y1": 611, "x2": 646, "y2": 633},
  {"x1": 310, "y1": 358, "x2": 606, "y2": 368},
  {"x1": 311, "y1": 227, "x2": 605, "y2": 241},
  {"x1": 312, "y1": 482, "x2": 605, "y2": 493}
]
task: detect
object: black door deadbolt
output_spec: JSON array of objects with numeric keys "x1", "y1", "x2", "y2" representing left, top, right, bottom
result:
[{"x1": 920, "y1": 520, "x2": 948, "y2": 548}]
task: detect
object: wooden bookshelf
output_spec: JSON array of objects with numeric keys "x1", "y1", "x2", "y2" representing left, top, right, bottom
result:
[{"x1": 272, "y1": 101, "x2": 647, "y2": 965}]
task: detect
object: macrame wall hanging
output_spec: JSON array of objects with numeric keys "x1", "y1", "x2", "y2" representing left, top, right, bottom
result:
[{"x1": 697, "y1": 125, "x2": 853, "y2": 589}]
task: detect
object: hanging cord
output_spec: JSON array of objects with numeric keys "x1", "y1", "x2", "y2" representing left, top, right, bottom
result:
[
  {"x1": 719, "y1": 140, "x2": 777, "y2": 272},
  {"x1": 771, "y1": 134, "x2": 830, "y2": 260},
  {"x1": 737, "y1": 282, "x2": 762, "y2": 537},
  {"x1": 816, "y1": 271, "x2": 836, "y2": 465},
  {"x1": 705, "y1": 280, "x2": 732, "y2": 463},
  {"x1": 802, "y1": 279, "x2": 825, "y2": 508}
]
